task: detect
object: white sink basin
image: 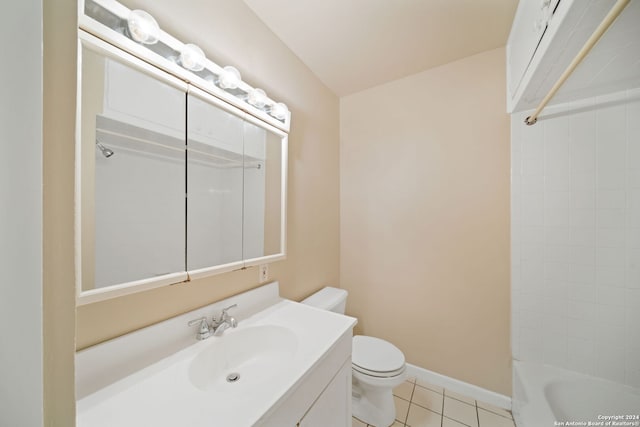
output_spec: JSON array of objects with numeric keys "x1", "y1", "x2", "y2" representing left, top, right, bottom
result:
[
  {"x1": 188, "y1": 325, "x2": 298, "y2": 392},
  {"x1": 76, "y1": 292, "x2": 357, "y2": 427}
]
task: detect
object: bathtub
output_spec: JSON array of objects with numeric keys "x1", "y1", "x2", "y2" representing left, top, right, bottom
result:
[{"x1": 513, "y1": 361, "x2": 640, "y2": 427}]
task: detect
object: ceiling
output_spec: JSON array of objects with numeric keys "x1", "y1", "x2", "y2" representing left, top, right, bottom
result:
[{"x1": 243, "y1": 0, "x2": 519, "y2": 96}]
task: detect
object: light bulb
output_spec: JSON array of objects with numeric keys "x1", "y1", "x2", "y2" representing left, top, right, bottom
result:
[
  {"x1": 247, "y1": 88, "x2": 268, "y2": 109},
  {"x1": 218, "y1": 66, "x2": 241, "y2": 89},
  {"x1": 127, "y1": 10, "x2": 160, "y2": 45},
  {"x1": 269, "y1": 102, "x2": 288, "y2": 121},
  {"x1": 180, "y1": 44, "x2": 206, "y2": 71}
]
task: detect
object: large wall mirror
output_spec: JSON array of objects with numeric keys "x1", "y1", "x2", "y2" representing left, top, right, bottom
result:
[{"x1": 76, "y1": 34, "x2": 287, "y2": 304}]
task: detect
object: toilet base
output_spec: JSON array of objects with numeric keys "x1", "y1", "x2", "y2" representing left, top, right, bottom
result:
[{"x1": 352, "y1": 376, "x2": 397, "y2": 427}]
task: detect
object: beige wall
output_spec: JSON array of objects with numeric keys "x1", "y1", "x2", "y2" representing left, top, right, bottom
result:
[
  {"x1": 43, "y1": 0, "x2": 77, "y2": 424},
  {"x1": 340, "y1": 48, "x2": 511, "y2": 395},
  {"x1": 56, "y1": 4, "x2": 510, "y2": 422},
  {"x1": 76, "y1": 0, "x2": 340, "y2": 349}
]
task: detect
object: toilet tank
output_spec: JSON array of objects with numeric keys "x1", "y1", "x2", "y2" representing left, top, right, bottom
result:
[{"x1": 301, "y1": 287, "x2": 347, "y2": 314}]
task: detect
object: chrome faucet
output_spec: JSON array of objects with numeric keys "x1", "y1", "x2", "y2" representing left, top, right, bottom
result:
[
  {"x1": 187, "y1": 304, "x2": 238, "y2": 340},
  {"x1": 211, "y1": 304, "x2": 238, "y2": 335},
  {"x1": 187, "y1": 317, "x2": 212, "y2": 341}
]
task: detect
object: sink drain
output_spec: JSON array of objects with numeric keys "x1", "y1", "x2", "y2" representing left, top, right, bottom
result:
[{"x1": 226, "y1": 373, "x2": 240, "y2": 383}]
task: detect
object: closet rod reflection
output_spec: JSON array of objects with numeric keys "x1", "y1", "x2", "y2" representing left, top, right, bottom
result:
[
  {"x1": 96, "y1": 128, "x2": 262, "y2": 168},
  {"x1": 96, "y1": 128, "x2": 183, "y2": 152}
]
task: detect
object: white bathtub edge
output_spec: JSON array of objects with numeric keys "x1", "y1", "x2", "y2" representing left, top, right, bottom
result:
[{"x1": 406, "y1": 363, "x2": 511, "y2": 409}]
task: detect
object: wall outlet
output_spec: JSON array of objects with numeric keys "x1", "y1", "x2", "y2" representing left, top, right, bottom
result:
[{"x1": 259, "y1": 264, "x2": 269, "y2": 283}]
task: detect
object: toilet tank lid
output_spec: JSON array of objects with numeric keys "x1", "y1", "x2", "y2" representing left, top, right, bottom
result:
[{"x1": 301, "y1": 286, "x2": 348, "y2": 310}]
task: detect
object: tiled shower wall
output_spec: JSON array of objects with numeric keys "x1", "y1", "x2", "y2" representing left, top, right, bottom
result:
[{"x1": 511, "y1": 89, "x2": 640, "y2": 387}]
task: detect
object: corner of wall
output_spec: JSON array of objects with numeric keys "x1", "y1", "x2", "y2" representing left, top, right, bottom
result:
[{"x1": 43, "y1": 0, "x2": 78, "y2": 424}]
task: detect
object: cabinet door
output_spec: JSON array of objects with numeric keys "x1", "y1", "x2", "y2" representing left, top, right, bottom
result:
[
  {"x1": 187, "y1": 92, "x2": 244, "y2": 271},
  {"x1": 508, "y1": 0, "x2": 559, "y2": 96},
  {"x1": 299, "y1": 361, "x2": 352, "y2": 427},
  {"x1": 80, "y1": 42, "x2": 187, "y2": 291}
]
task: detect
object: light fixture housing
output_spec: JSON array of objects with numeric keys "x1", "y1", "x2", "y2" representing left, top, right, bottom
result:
[
  {"x1": 269, "y1": 102, "x2": 288, "y2": 121},
  {"x1": 180, "y1": 44, "x2": 206, "y2": 71},
  {"x1": 217, "y1": 66, "x2": 242, "y2": 89},
  {"x1": 247, "y1": 88, "x2": 268, "y2": 109},
  {"x1": 127, "y1": 10, "x2": 160, "y2": 45},
  {"x1": 81, "y1": 0, "x2": 290, "y2": 131}
]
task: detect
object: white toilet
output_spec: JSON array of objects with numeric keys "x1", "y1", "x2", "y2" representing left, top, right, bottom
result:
[{"x1": 302, "y1": 287, "x2": 407, "y2": 427}]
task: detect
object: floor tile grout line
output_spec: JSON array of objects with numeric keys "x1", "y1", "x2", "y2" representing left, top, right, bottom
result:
[
  {"x1": 394, "y1": 394, "x2": 411, "y2": 403},
  {"x1": 403, "y1": 381, "x2": 415, "y2": 425},
  {"x1": 442, "y1": 394, "x2": 478, "y2": 426},
  {"x1": 440, "y1": 391, "x2": 445, "y2": 427},
  {"x1": 443, "y1": 414, "x2": 473, "y2": 427},
  {"x1": 408, "y1": 399, "x2": 443, "y2": 415},
  {"x1": 415, "y1": 382, "x2": 444, "y2": 395},
  {"x1": 477, "y1": 405, "x2": 514, "y2": 420},
  {"x1": 442, "y1": 394, "x2": 478, "y2": 427},
  {"x1": 443, "y1": 392, "x2": 475, "y2": 407},
  {"x1": 409, "y1": 382, "x2": 447, "y2": 415},
  {"x1": 407, "y1": 403, "x2": 442, "y2": 420},
  {"x1": 389, "y1": 382, "x2": 513, "y2": 427}
]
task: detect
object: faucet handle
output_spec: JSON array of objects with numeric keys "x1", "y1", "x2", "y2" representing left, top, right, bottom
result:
[
  {"x1": 188, "y1": 317, "x2": 211, "y2": 340},
  {"x1": 221, "y1": 304, "x2": 237, "y2": 318},
  {"x1": 228, "y1": 316, "x2": 238, "y2": 328}
]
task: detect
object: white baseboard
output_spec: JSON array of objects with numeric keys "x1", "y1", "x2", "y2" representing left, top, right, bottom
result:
[{"x1": 405, "y1": 363, "x2": 512, "y2": 410}]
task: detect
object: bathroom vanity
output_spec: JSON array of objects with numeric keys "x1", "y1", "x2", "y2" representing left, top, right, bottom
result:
[
  {"x1": 76, "y1": 283, "x2": 357, "y2": 426},
  {"x1": 74, "y1": 2, "x2": 355, "y2": 424}
]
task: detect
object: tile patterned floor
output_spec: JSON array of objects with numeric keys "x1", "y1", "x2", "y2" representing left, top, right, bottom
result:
[{"x1": 352, "y1": 377, "x2": 516, "y2": 427}]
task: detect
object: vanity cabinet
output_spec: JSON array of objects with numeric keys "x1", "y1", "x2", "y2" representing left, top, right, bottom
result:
[
  {"x1": 260, "y1": 330, "x2": 352, "y2": 427},
  {"x1": 75, "y1": 286, "x2": 356, "y2": 427},
  {"x1": 298, "y1": 360, "x2": 352, "y2": 427}
]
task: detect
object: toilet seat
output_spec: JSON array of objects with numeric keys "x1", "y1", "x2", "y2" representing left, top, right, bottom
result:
[
  {"x1": 352, "y1": 335, "x2": 405, "y2": 377},
  {"x1": 352, "y1": 363, "x2": 406, "y2": 378}
]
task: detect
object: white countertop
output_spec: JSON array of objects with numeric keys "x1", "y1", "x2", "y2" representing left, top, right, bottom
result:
[{"x1": 76, "y1": 298, "x2": 356, "y2": 426}]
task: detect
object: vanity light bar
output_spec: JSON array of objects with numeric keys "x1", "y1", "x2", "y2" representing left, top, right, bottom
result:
[{"x1": 81, "y1": 0, "x2": 290, "y2": 131}]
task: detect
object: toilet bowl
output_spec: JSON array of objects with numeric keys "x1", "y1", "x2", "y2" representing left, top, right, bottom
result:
[
  {"x1": 351, "y1": 335, "x2": 407, "y2": 426},
  {"x1": 301, "y1": 287, "x2": 407, "y2": 427}
]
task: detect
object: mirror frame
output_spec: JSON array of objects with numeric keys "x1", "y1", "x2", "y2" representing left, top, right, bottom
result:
[
  {"x1": 241, "y1": 113, "x2": 288, "y2": 270},
  {"x1": 75, "y1": 32, "x2": 288, "y2": 305}
]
